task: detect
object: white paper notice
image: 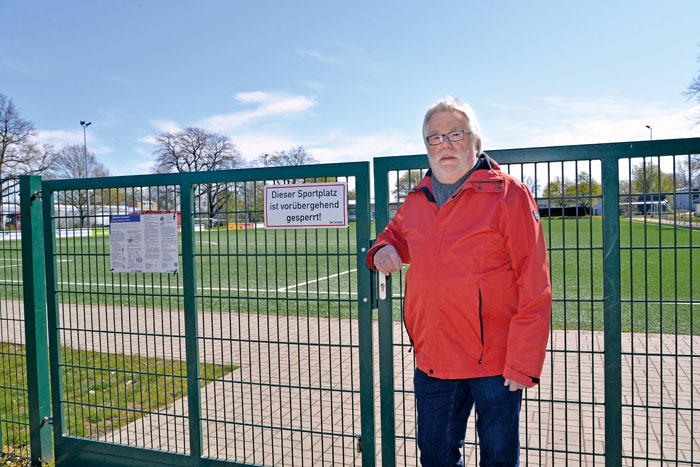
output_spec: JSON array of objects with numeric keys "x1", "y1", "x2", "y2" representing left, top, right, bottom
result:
[{"x1": 110, "y1": 213, "x2": 179, "y2": 273}]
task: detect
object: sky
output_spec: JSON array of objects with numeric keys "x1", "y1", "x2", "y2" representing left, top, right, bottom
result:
[{"x1": 2, "y1": 0, "x2": 700, "y2": 177}]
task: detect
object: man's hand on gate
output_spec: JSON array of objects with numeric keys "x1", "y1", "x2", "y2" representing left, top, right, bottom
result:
[{"x1": 373, "y1": 245, "x2": 403, "y2": 276}]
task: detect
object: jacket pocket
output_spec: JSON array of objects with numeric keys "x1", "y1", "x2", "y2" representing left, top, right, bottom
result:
[
  {"x1": 402, "y1": 283, "x2": 415, "y2": 352},
  {"x1": 478, "y1": 288, "x2": 484, "y2": 364}
]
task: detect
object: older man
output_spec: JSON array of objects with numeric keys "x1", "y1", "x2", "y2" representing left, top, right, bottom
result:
[{"x1": 367, "y1": 97, "x2": 551, "y2": 466}]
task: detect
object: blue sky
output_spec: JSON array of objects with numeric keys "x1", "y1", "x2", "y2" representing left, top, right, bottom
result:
[{"x1": 2, "y1": 0, "x2": 700, "y2": 176}]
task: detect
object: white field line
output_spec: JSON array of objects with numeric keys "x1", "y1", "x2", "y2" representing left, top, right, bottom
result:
[
  {"x1": 0, "y1": 259, "x2": 71, "y2": 269},
  {"x1": 0, "y1": 279, "x2": 357, "y2": 296},
  {"x1": 278, "y1": 268, "x2": 357, "y2": 292},
  {"x1": 626, "y1": 218, "x2": 700, "y2": 234},
  {"x1": 1, "y1": 258, "x2": 70, "y2": 262}
]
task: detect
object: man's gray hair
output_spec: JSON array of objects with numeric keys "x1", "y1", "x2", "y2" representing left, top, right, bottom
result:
[{"x1": 422, "y1": 96, "x2": 482, "y2": 154}]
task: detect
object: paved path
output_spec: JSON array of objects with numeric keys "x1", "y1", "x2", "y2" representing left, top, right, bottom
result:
[{"x1": 1, "y1": 299, "x2": 699, "y2": 465}]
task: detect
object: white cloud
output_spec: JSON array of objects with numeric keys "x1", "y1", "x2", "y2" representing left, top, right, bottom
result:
[
  {"x1": 303, "y1": 80, "x2": 328, "y2": 91},
  {"x1": 201, "y1": 92, "x2": 316, "y2": 133},
  {"x1": 230, "y1": 128, "x2": 422, "y2": 167},
  {"x1": 135, "y1": 159, "x2": 157, "y2": 172},
  {"x1": 232, "y1": 132, "x2": 304, "y2": 161},
  {"x1": 36, "y1": 129, "x2": 113, "y2": 155},
  {"x1": 137, "y1": 120, "x2": 181, "y2": 149},
  {"x1": 138, "y1": 135, "x2": 157, "y2": 145},
  {"x1": 296, "y1": 49, "x2": 342, "y2": 66},
  {"x1": 36, "y1": 129, "x2": 83, "y2": 145},
  {"x1": 485, "y1": 98, "x2": 700, "y2": 150},
  {"x1": 235, "y1": 91, "x2": 272, "y2": 103},
  {"x1": 149, "y1": 120, "x2": 181, "y2": 133},
  {"x1": 107, "y1": 150, "x2": 157, "y2": 176},
  {"x1": 308, "y1": 129, "x2": 424, "y2": 164}
]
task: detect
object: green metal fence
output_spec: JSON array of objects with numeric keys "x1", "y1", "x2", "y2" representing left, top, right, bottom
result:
[
  {"x1": 38, "y1": 162, "x2": 375, "y2": 466},
  {"x1": 0, "y1": 177, "x2": 30, "y2": 458},
  {"x1": 373, "y1": 138, "x2": 700, "y2": 467},
  {"x1": 0, "y1": 176, "x2": 52, "y2": 465},
  {"x1": 0, "y1": 139, "x2": 698, "y2": 466}
]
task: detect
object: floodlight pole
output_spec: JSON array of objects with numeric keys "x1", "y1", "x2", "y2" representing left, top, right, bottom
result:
[{"x1": 80, "y1": 121, "x2": 92, "y2": 230}]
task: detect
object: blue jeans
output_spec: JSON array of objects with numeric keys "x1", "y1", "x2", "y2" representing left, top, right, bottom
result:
[{"x1": 414, "y1": 369, "x2": 522, "y2": 466}]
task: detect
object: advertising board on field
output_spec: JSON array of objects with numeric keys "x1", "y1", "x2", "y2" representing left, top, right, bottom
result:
[{"x1": 264, "y1": 182, "x2": 348, "y2": 229}]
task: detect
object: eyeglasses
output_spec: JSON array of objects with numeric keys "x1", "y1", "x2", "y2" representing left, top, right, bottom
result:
[{"x1": 425, "y1": 129, "x2": 472, "y2": 146}]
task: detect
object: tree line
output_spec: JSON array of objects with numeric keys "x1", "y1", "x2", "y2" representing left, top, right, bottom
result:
[
  {"x1": 1, "y1": 93, "x2": 319, "y2": 181},
  {"x1": 0, "y1": 93, "x2": 326, "y2": 227}
]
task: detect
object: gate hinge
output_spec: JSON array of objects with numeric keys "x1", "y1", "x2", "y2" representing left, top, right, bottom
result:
[
  {"x1": 30, "y1": 190, "x2": 42, "y2": 204},
  {"x1": 40, "y1": 416, "x2": 53, "y2": 427}
]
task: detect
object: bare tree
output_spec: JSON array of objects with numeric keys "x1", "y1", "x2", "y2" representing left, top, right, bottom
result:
[
  {"x1": 523, "y1": 176, "x2": 539, "y2": 197},
  {"x1": 685, "y1": 47, "x2": 700, "y2": 126},
  {"x1": 229, "y1": 146, "x2": 322, "y2": 224},
  {"x1": 675, "y1": 155, "x2": 700, "y2": 191},
  {"x1": 50, "y1": 144, "x2": 110, "y2": 227},
  {"x1": 51, "y1": 144, "x2": 110, "y2": 180},
  {"x1": 0, "y1": 93, "x2": 56, "y2": 180},
  {"x1": 254, "y1": 145, "x2": 317, "y2": 168},
  {"x1": 153, "y1": 127, "x2": 244, "y2": 223},
  {"x1": 154, "y1": 126, "x2": 244, "y2": 173},
  {"x1": 254, "y1": 145, "x2": 333, "y2": 185},
  {"x1": 0, "y1": 94, "x2": 56, "y2": 231}
]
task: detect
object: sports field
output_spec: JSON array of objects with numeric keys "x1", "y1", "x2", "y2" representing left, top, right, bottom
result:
[{"x1": 0, "y1": 217, "x2": 698, "y2": 334}]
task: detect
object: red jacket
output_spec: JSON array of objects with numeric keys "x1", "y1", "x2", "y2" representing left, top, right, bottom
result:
[{"x1": 367, "y1": 155, "x2": 551, "y2": 387}]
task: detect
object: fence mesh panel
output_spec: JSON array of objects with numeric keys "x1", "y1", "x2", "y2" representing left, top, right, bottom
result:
[
  {"x1": 192, "y1": 178, "x2": 363, "y2": 465},
  {"x1": 50, "y1": 184, "x2": 191, "y2": 453},
  {"x1": 619, "y1": 154, "x2": 700, "y2": 465},
  {"x1": 382, "y1": 158, "x2": 607, "y2": 466},
  {"x1": 378, "y1": 148, "x2": 700, "y2": 466},
  {"x1": 0, "y1": 178, "x2": 29, "y2": 458},
  {"x1": 43, "y1": 169, "x2": 371, "y2": 466}
]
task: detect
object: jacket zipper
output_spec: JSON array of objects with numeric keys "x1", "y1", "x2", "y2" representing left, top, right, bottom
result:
[{"x1": 478, "y1": 288, "x2": 484, "y2": 364}]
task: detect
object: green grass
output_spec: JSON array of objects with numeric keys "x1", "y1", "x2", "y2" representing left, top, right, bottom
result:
[
  {"x1": 1, "y1": 218, "x2": 699, "y2": 333},
  {"x1": 388, "y1": 217, "x2": 700, "y2": 335},
  {"x1": 0, "y1": 225, "x2": 360, "y2": 318},
  {"x1": 0, "y1": 343, "x2": 235, "y2": 450}
]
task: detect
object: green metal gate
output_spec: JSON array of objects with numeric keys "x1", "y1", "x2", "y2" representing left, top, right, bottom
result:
[
  {"x1": 373, "y1": 138, "x2": 700, "y2": 466},
  {"x1": 39, "y1": 162, "x2": 376, "y2": 466}
]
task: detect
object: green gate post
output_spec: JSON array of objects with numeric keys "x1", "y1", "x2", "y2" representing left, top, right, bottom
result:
[
  {"x1": 19, "y1": 175, "x2": 53, "y2": 464},
  {"x1": 601, "y1": 159, "x2": 622, "y2": 467},
  {"x1": 42, "y1": 187, "x2": 66, "y2": 463},
  {"x1": 180, "y1": 183, "x2": 202, "y2": 463},
  {"x1": 373, "y1": 158, "x2": 395, "y2": 467},
  {"x1": 355, "y1": 163, "x2": 377, "y2": 466}
]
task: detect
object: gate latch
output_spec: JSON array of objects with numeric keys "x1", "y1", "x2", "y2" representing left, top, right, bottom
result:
[
  {"x1": 40, "y1": 416, "x2": 53, "y2": 428},
  {"x1": 30, "y1": 190, "x2": 42, "y2": 204},
  {"x1": 354, "y1": 434, "x2": 362, "y2": 453},
  {"x1": 378, "y1": 272, "x2": 387, "y2": 300}
]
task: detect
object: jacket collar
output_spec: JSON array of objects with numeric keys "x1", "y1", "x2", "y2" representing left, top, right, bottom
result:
[{"x1": 411, "y1": 152, "x2": 501, "y2": 194}]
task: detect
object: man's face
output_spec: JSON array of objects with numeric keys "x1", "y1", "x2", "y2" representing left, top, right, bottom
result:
[{"x1": 425, "y1": 111, "x2": 478, "y2": 184}]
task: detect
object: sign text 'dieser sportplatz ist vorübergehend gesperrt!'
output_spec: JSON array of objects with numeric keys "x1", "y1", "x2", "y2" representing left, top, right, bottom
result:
[{"x1": 264, "y1": 182, "x2": 348, "y2": 228}]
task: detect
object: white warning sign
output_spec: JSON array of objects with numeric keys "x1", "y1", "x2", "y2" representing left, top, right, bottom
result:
[
  {"x1": 109, "y1": 213, "x2": 179, "y2": 273},
  {"x1": 264, "y1": 182, "x2": 348, "y2": 229}
]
